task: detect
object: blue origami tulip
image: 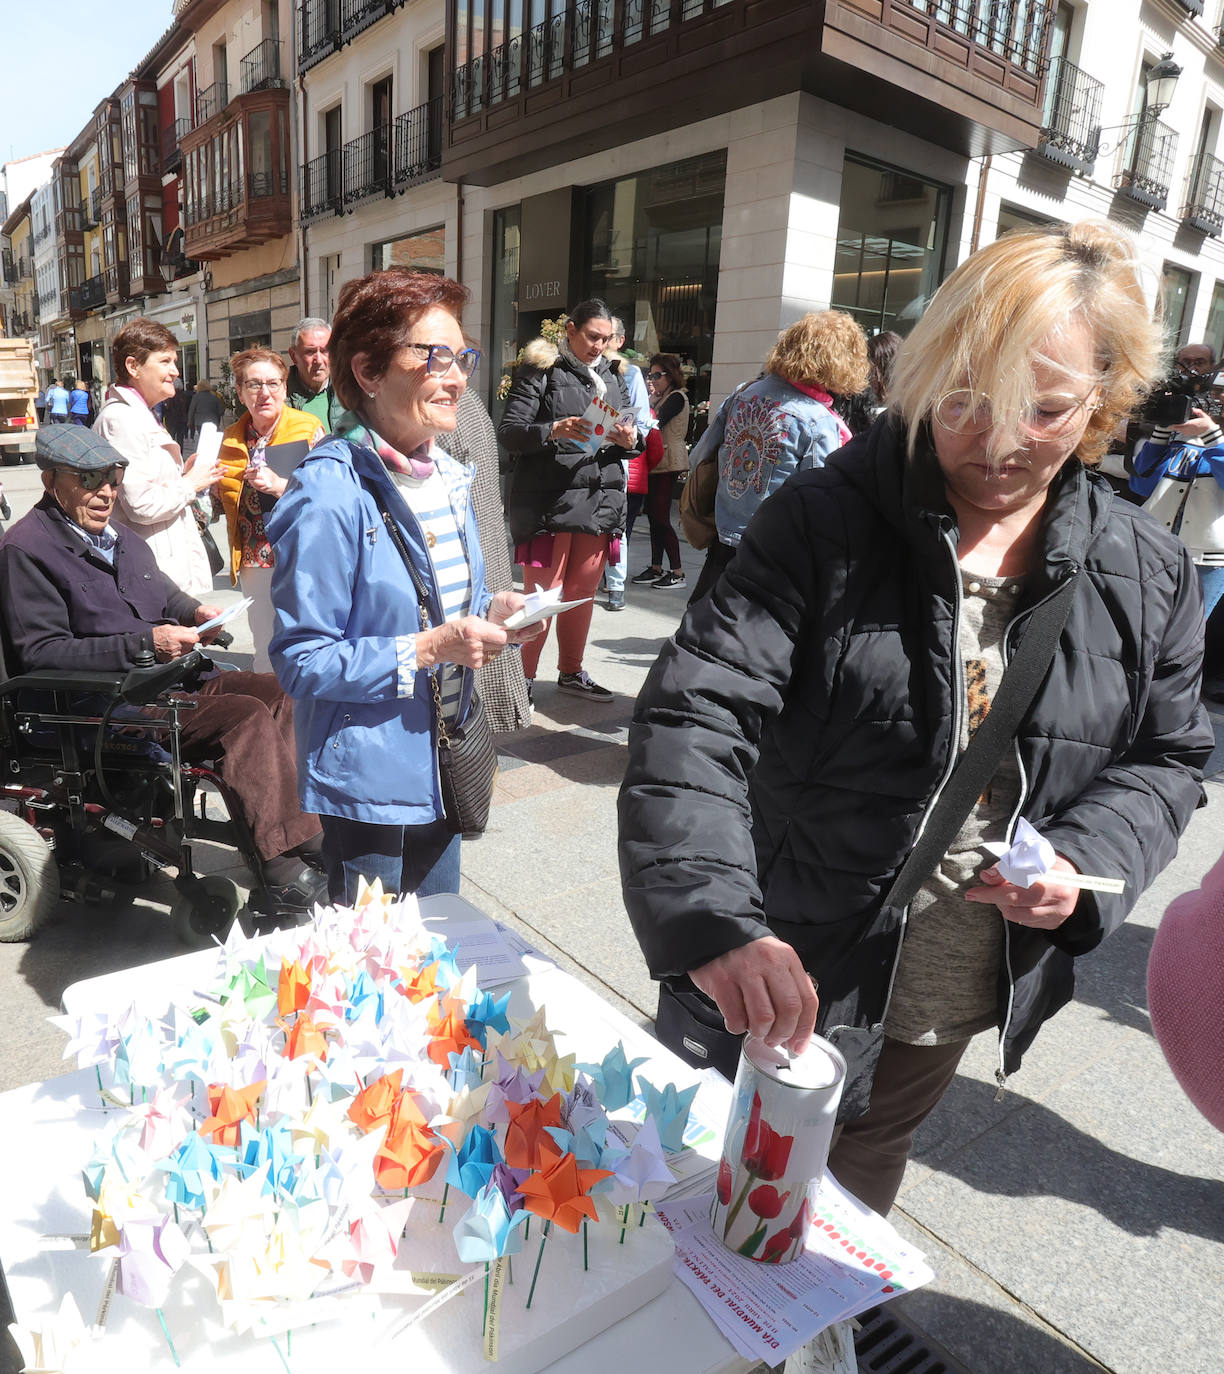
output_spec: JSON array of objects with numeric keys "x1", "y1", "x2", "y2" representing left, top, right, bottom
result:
[
  {"x1": 637, "y1": 1079, "x2": 699, "y2": 1154},
  {"x1": 447, "y1": 1046, "x2": 484, "y2": 1093},
  {"x1": 157, "y1": 1132, "x2": 228, "y2": 1209},
  {"x1": 453, "y1": 1183, "x2": 531, "y2": 1263},
  {"x1": 577, "y1": 1043, "x2": 648, "y2": 1112},
  {"x1": 446, "y1": 1124, "x2": 503, "y2": 1197}
]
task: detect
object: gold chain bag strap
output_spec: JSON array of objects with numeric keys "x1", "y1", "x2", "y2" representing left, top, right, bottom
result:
[{"x1": 364, "y1": 473, "x2": 498, "y2": 839}]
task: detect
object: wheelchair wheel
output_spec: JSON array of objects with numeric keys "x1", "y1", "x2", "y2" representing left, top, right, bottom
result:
[
  {"x1": 0, "y1": 811, "x2": 60, "y2": 942},
  {"x1": 171, "y1": 875, "x2": 244, "y2": 948}
]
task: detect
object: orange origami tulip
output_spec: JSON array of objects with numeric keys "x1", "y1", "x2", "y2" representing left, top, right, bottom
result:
[
  {"x1": 503, "y1": 1094, "x2": 564, "y2": 1171},
  {"x1": 519, "y1": 1152, "x2": 612, "y2": 1234},
  {"x1": 198, "y1": 1080, "x2": 265, "y2": 1147},
  {"x1": 400, "y1": 961, "x2": 442, "y2": 1004},
  {"x1": 426, "y1": 1005, "x2": 482, "y2": 1069},
  {"x1": 374, "y1": 1091, "x2": 444, "y2": 1190},
  {"x1": 347, "y1": 1069, "x2": 404, "y2": 1133},
  {"x1": 277, "y1": 959, "x2": 312, "y2": 1016},
  {"x1": 281, "y1": 1012, "x2": 328, "y2": 1062}
]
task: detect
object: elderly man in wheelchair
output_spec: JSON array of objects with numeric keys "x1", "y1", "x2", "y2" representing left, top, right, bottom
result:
[{"x1": 0, "y1": 425, "x2": 328, "y2": 943}]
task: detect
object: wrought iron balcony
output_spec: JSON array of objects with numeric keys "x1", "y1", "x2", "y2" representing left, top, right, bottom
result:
[
  {"x1": 341, "y1": 0, "x2": 394, "y2": 42},
  {"x1": 1, "y1": 250, "x2": 15, "y2": 285},
  {"x1": 300, "y1": 149, "x2": 345, "y2": 221},
  {"x1": 196, "y1": 81, "x2": 230, "y2": 125},
  {"x1": 1174, "y1": 0, "x2": 1204, "y2": 14},
  {"x1": 393, "y1": 98, "x2": 443, "y2": 188},
  {"x1": 162, "y1": 117, "x2": 192, "y2": 171},
  {"x1": 1181, "y1": 152, "x2": 1224, "y2": 235},
  {"x1": 104, "y1": 262, "x2": 130, "y2": 304},
  {"x1": 17, "y1": 256, "x2": 32, "y2": 280},
  {"x1": 241, "y1": 38, "x2": 284, "y2": 92},
  {"x1": 343, "y1": 126, "x2": 393, "y2": 206},
  {"x1": 1035, "y1": 57, "x2": 1103, "y2": 175},
  {"x1": 70, "y1": 274, "x2": 107, "y2": 311},
  {"x1": 298, "y1": 0, "x2": 406, "y2": 71},
  {"x1": 1113, "y1": 116, "x2": 1178, "y2": 211}
]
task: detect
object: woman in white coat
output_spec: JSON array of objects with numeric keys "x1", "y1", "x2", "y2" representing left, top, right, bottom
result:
[{"x1": 94, "y1": 318, "x2": 221, "y2": 597}]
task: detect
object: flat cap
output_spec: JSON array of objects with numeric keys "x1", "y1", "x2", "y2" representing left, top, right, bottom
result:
[{"x1": 35, "y1": 425, "x2": 129, "y2": 473}]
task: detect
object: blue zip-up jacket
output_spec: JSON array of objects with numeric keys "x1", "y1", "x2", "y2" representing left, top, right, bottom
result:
[
  {"x1": 714, "y1": 373, "x2": 846, "y2": 545},
  {"x1": 266, "y1": 437, "x2": 491, "y2": 825}
]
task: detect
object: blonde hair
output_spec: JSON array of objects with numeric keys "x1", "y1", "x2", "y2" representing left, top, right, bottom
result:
[
  {"x1": 766, "y1": 310, "x2": 869, "y2": 396},
  {"x1": 889, "y1": 220, "x2": 1163, "y2": 466}
]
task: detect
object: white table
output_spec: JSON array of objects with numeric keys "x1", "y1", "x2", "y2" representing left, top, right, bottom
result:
[{"x1": 0, "y1": 895, "x2": 753, "y2": 1374}]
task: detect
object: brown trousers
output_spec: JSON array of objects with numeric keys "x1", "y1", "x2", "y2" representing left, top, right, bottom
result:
[
  {"x1": 168, "y1": 671, "x2": 320, "y2": 861},
  {"x1": 826, "y1": 1036, "x2": 970, "y2": 1216}
]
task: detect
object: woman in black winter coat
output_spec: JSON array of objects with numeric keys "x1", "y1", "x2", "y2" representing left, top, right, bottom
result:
[
  {"x1": 498, "y1": 299, "x2": 637, "y2": 701},
  {"x1": 618, "y1": 221, "x2": 1214, "y2": 1216}
]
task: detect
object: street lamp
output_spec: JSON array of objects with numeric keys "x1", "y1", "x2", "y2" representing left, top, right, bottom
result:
[{"x1": 1144, "y1": 53, "x2": 1182, "y2": 117}]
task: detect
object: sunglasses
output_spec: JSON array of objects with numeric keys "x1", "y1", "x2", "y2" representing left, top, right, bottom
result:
[
  {"x1": 647, "y1": 371, "x2": 668, "y2": 381},
  {"x1": 60, "y1": 465, "x2": 124, "y2": 490}
]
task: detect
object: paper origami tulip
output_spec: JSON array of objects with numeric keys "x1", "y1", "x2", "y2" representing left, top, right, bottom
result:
[
  {"x1": 600, "y1": 1117, "x2": 675, "y2": 1205},
  {"x1": 426, "y1": 1003, "x2": 482, "y2": 1068},
  {"x1": 198, "y1": 1080, "x2": 266, "y2": 1147},
  {"x1": 453, "y1": 1183, "x2": 531, "y2": 1263},
  {"x1": 577, "y1": 1043, "x2": 648, "y2": 1112},
  {"x1": 158, "y1": 1130, "x2": 229, "y2": 1210},
  {"x1": 503, "y1": 1095, "x2": 564, "y2": 1171},
  {"x1": 342, "y1": 1196, "x2": 414, "y2": 1283},
  {"x1": 445, "y1": 1124, "x2": 503, "y2": 1197},
  {"x1": 518, "y1": 1152, "x2": 612, "y2": 1234},
  {"x1": 116, "y1": 1215, "x2": 191, "y2": 1307},
  {"x1": 562, "y1": 1077, "x2": 606, "y2": 1135},
  {"x1": 489, "y1": 1161, "x2": 529, "y2": 1212},
  {"x1": 485, "y1": 1053, "x2": 546, "y2": 1125},
  {"x1": 637, "y1": 1079, "x2": 699, "y2": 1154},
  {"x1": 280, "y1": 1011, "x2": 329, "y2": 1062},
  {"x1": 446, "y1": 1045, "x2": 484, "y2": 1093},
  {"x1": 277, "y1": 959, "x2": 312, "y2": 1016},
  {"x1": 465, "y1": 987, "x2": 512, "y2": 1045},
  {"x1": 374, "y1": 1090, "x2": 444, "y2": 1190},
  {"x1": 7, "y1": 1293, "x2": 97, "y2": 1374},
  {"x1": 348, "y1": 1069, "x2": 404, "y2": 1132}
]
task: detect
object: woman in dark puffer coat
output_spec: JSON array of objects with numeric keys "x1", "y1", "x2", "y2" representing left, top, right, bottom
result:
[
  {"x1": 619, "y1": 221, "x2": 1214, "y2": 1215},
  {"x1": 498, "y1": 299, "x2": 638, "y2": 701}
]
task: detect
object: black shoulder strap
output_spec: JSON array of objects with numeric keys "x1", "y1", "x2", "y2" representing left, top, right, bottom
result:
[{"x1": 882, "y1": 575, "x2": 1077, "y2": 913}]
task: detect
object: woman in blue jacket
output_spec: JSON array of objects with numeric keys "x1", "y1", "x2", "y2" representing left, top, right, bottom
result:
[{"x1": 267, "y1": 270, "x2": 539, "y2": 903}]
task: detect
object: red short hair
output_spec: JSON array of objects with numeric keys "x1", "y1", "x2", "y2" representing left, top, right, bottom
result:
[
  {"x1": 112, "y1": 318, "x2": 179, "y2": 384},
  {"x1": 329, "y1": 270, "x2": 469, "y2": 412}
]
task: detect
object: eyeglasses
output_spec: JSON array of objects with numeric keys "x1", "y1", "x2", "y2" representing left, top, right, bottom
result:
[
  {"x1": 647, "y1": 371, "x2": 668, "y2": 382},
  {"x1": 60, "y1": 465, "x2": 123, "y2": 491},
  {"x1": 242, "y1": 378, "x2": 285, "y2": 394},
  {"x1": 403, "y1": 342, "x2": 482, "y2": 378},
  {"x1": 933, "y1": 388, "x2": 1100, "y2": 440}
]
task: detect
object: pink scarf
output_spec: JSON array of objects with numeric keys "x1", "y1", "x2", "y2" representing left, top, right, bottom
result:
[{"x1": 338, "y1": 415, "x2": 435, "y2": 479}]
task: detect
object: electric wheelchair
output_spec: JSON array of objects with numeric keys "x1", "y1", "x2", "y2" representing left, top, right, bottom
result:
[{"x1": 0, "y1": 637, "x2": 320, "y2": 947}]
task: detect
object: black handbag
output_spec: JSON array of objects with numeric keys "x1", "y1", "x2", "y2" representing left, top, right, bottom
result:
[
  {"x1": 364, "y1": 478, "x2": 499, "y2": 840},
  {"x1": 653, "y1": 573, "x2": 1077, "y2": 1119}
]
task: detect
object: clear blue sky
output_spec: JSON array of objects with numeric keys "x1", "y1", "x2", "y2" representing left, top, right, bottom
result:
[{"x1": 1, "y1": 0, "x2": 178, "y2": 169}]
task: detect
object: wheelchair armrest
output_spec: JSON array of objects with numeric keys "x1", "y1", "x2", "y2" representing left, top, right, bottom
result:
[
  {"x1": 0, "y1": 668, "x2": 125, "y2": 701},
  {"x1": 119, "y1": 649, "x2": 215, "y2": 706}
]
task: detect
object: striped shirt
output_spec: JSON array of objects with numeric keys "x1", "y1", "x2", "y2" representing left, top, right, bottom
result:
[{"x1": 392, "y1": 470, "x2": 472, "y2": 724}]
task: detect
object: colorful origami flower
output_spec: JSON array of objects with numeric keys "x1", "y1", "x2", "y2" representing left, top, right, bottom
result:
[
  {"x1": 637, "y1": 1079, "x2": 699, "y2": 1154},
  {"x1": 115, "y1": 1216, "x2": 191, "y2": 1307},
  {"x1": 453, "y1": 1182, "x2": 531, "y2": 1263},
  {"x1": 280, "y1": 1011, "x2": 329, "y2": 1062},
  {"x1": 198, "y1": 1080, "x2": 265, "y2": 1148},
  {"x1": 445, "y1": 1124, "x2": 503, "y2": 1197},
  {"x1": 576, "y1": 1043, "x2": 648, "y2": 1112},
  {"x1": 277, "y1": 959, "x2": 312, "y2": 1016},
  {"x1": 374, "y1": 1090, "x2": 444, "y2": 1190},
  {"x1": 503, "y1": 1095, "x2": 564, "y2": 1171},
  {"x1": 347, "y1": 1069, "x2": 404, "y2": 1132},
  {"x1": 518, "y1": 1152, "x2": 612, "y2": 1234}
]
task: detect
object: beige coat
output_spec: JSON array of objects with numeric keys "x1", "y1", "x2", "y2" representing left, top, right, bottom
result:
[
  {"x1": 94, "y1": 385, "x2": 213, "y2": 596},
  {"x1": 654, "y1": 387, "x2": 691, "y2": 474}
]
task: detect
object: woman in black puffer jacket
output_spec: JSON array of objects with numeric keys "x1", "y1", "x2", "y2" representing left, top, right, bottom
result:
[
  {"x1": 498, "y1": 299, "x2": 637, "y2": 701},
  {"x1": 618, "y1": 220, "x2": 1214, "y2": 1216}
]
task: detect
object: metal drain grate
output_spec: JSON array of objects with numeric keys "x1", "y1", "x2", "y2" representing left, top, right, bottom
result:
[{"x1": 854, "y1": 1305, "x2": 973, "y2": 1374}]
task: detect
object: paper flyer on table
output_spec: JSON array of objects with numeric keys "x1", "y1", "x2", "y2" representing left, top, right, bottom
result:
[
  {"x1": 655, "y1": 1178, "x2": 933, "y2": 1364},
  {"x1": 195, "y1": 597, "x2": 253, "y2": 635}
]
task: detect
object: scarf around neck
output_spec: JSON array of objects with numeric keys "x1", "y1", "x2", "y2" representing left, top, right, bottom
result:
[
  {"x1": 789, "y1": 379, "x2": 853, "y2": 446},
  {"x1": 558, "y1": 338, "x2": 607, "y2": 400},
  {"x1": 337, "y1": 413, "x2": 435, "y2": 480}
]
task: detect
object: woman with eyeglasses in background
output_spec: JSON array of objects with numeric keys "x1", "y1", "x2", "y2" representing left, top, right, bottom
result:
[
  {"x1": 217, "y1": 347, "x2": 324, "y2": 671},
  {"x1": 267, "y1": 270, "x2": 540, "y2": 903},
  {"x1": 620, "y1": 221, "x2": 1212, "y2": 1217}
]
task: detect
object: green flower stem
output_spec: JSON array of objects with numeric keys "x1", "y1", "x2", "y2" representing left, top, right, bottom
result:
[{"x1": 724, "y1": 1170, "x2": 757, "y2": 1233}]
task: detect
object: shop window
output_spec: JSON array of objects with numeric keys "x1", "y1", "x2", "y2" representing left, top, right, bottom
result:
[
  {"x1": 370, "y1": 226, "x2": 446, "y2": 273},
  {"x1": 830, "y1": 155, "x2": 950, "y2": 336}
]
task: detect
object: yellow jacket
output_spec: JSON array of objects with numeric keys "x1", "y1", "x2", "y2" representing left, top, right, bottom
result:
[{"x1": 217, "y1": 405, "x2": 322, "y2": 584}]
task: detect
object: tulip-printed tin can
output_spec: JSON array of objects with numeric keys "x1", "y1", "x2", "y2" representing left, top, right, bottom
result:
[{"x1": 710, "y1": 1034, "x2": 846, "y2": 1263}]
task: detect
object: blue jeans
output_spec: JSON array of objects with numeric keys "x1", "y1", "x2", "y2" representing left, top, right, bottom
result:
[
  {"x1": 605, "y1": 458, "x2": 633, "y2": 593},
  {"x1": 320, "y1": 814, "x2": 460, "y2": 905},
  {"x1": 1199, "y1": 564, "x2": 1224, "y2": 621}
]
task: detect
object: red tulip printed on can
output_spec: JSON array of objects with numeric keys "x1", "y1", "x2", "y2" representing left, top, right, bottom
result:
[{"x1": 710, "y1": 1035, "x2": 846, "y2": 1263}]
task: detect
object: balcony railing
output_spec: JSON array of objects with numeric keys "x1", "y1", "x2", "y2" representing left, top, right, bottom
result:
[
  {"x1": 1174, "y1": 0, "x2": 1205, "y2": 14},
  {"x1": 344, "y1": 126, "x2": 393, "y2": 205},
  {"x1": 1113, "y1": 116, "x2": 1178, "y2": 211},
  {"x1": 1181, "y1": 152, "x2": 1224, "y2": 235},
  {"x1": 241, "y1": 38, "x2": 284, "y2": 92},
  {"x1": 342, "y1": 0, "x2": 393, "y2": 41},
  {"x1": 1, "y1": 250, "x2": 15, "y2": 285},
  {"x1": 104, "y1": 262, "x2": 130, "y2": 302},
  {"x1": 162, "y1": 117, "x2": 193, "y2": 169},
  {"x1": 1035, "y1": 57, "x2": 1103, "y2": 174},
  {"x1": 70, "y1": 274, "x2": 107, "y2": 311},
  {"x1": 394, "y1": 97, "x2": 444, "y2": 187},
  {"x1": 300, "y1": 149, "x2": 344, "y2": 220},
  {"x1": 196, "y1": 81, "x2": 230, "y2": 125},
  {"x1": 188, "y1": 173, "x2": 291, "y2": 225},
  {"x1": 298, "y1": 0, "x2": 406, "y2": 71},
  {"x1": 903, "y1": 0, "x2": 1049, "y2": 74}
]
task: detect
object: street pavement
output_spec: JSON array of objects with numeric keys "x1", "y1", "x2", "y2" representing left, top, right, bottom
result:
[{"x1": 0, "y1": 457, "x2": 1221, "y2": 1374}]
